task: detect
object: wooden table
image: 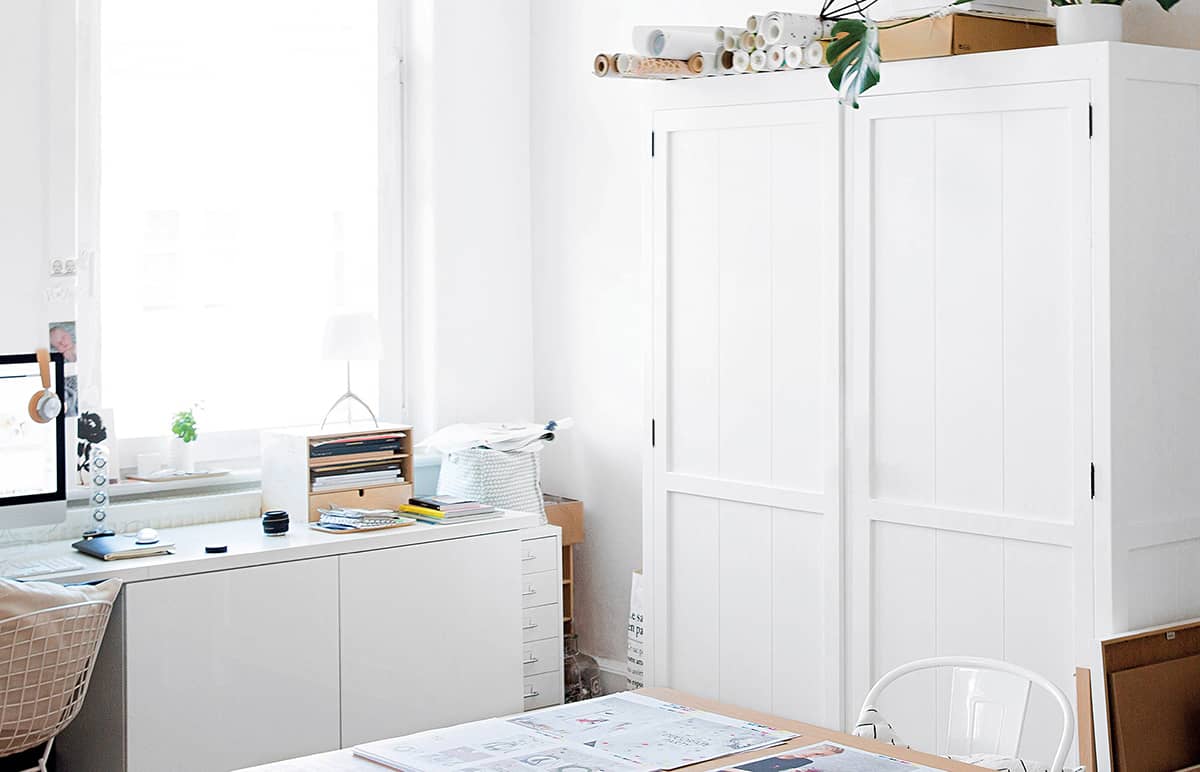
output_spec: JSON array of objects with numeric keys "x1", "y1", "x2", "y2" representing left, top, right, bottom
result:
[{"x1": 240, "y1": 688, "x2": 983, "y2": 771}]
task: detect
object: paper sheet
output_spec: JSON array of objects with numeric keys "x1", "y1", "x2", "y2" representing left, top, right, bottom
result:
[
  {"x1": 354, "y1": 693, "x2": 797, "y2": 772},
  {"x1": 715, "y1": 742, "x2": 942, "y2": 772}
]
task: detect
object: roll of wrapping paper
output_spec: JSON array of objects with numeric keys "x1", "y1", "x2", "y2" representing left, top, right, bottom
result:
[
  {"x1": 761, "y1": 12, "x2": 823, "y2": 47},
  {"x1": 593, "y1": 53, "x2": 617, "y2": 77},
  {"x1": 719, "y1": 49, "x2": 736, "y2": 74},
  {"x1": 633, "y1": 25, "x2": 723, "y2": 59},
  {"x1": 739, "y1": 30, "x2": 757, "y2": 51},
  {"x1": 616, "y1": 53, "x2": 694, "y2": 78},
  {"x1": 721, "y1": 28, "x2": 745, "y2": 51},
  {"x1": 803, "y1": 40, "x2": 827, "y2": 67},
  {"x1": 749, "y1": 49, "x2": 768, "y2": 72},
  {"x1": 822, "y1": 19, "x2": 837, "y2": 38},
  {"x1": 746, "y1": 14, "x2": 764, "y2": 33},
  {"x1": 687, "y1": 51, "x2": 718, "y2": 75},
  {"x1": 732, "y1": 49, "x2": 751, "y2": 73},
  {"x1": 755, "y1": 33, "x2": 767, "y2": 49},
  {"x1": 784, "y1": 45, "x2": 805, "y2": 69},
  {"x1": 766, "y1": 44, "x2": 786, "y2": 70}
]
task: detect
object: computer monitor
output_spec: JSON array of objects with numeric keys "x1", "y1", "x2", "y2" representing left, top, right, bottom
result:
[{"x1": 0, "y1": 353, "x2": 67, "y2": 527}]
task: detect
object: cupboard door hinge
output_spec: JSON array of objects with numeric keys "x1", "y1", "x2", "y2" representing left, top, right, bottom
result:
[
  {"x1": 651, "y1": 131, "x2": 656, "y2": 157},
  {"x1": 1088, "y1": 104, "x2": 1093, "y2": 139},
  {"x1": 1091, "y1": 462, "x2": 1095, "y2": 499},
  {"x1": 651, "y1": 419, "x2": 656, "y2": 447}
]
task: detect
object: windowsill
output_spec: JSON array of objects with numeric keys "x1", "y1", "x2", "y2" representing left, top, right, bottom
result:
[{"x1": 67, "y1": 468, "x2": 262, "y2": 503}]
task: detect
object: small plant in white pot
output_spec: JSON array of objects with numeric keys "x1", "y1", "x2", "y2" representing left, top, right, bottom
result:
[
  {"x1": 1053, "y1": 0, "x2": 1124, "y2": 44},
  {"x1": 1053, "y1": 0, "x2": 1181, "y2": 44},
  {"x1": 170, "y1": 406, "x2": 199, "y2": 474}
]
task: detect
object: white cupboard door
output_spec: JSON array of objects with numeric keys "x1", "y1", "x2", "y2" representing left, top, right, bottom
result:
[
  {"x1": 339, "y1": 532, "x2": 523, "y2": 746},
  {"x1": 647, "y1": 100, "x2": 843, "y2": 727},
  {"x1": 124, "y1": 558, "x2": 341, "y2": 772},
  {"x1": 845, "y1": 82, "x2": 1092, "y2": 759}
]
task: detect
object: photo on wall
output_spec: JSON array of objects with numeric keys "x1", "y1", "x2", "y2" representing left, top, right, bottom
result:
[
  {"x1": 63, "y1": 375, "x2": 78, "y2": 418},
  {"x1": 48, "y1": 320, "x2": 78, "y2": 363}
]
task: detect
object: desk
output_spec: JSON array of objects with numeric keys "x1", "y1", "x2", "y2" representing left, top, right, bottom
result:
[
  {"x1": 240, "y1": 688, "x2": 984, "y2": 771},
  {"x1": 14, "y1": 513, "x2": 557, "y2": 772}
]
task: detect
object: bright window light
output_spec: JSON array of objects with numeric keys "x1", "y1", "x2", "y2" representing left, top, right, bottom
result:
[{"x1": 98, "y1": 1, "x2": 381, "y2": 439}]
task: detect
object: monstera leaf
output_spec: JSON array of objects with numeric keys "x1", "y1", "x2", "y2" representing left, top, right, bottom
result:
[{"x1": 827, "y1": 19, "x2": 881, "y2": 109}]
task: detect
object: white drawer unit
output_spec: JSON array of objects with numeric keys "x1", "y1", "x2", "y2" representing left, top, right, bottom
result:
[
  {"x1": 522, "y1": 637, "x2": 563, "y2": 677},
  {"x1": 521, "y1": 570, "x2": 559, "y2": 609},
  {"x1": 519, "y1": 525, "x2": 565, "y2": 710},
  {"x1": 522, "y1": 670, "x2": 561, "y2": 711},
  {"x1": 520, "y1": 535, "x2": 558, "y2": 575}
]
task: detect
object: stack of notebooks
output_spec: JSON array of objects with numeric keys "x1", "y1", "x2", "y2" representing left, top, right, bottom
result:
[
  {"x1": 311, "y1": 461, "x2": 404, "y2": 491},
  {"x1": 309, "y1": 433, "x2": 406, "y2": 492},
  {"x1": 400, "y1": 496, "x2": 500, "y2": 525}
]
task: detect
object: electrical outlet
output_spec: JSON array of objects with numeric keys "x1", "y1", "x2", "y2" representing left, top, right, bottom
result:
[{"x1": 49, "y1": 257, "x2": 78, "y2": 277}]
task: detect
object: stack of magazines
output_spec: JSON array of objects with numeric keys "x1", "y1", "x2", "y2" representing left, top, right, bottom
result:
[{"x1": 400, "y1": 496, "x2": 500, "y2": 525}]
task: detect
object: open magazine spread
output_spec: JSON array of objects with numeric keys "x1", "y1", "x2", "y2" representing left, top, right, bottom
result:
[
  {"x1": 353, "y1": 693, "x2": 798, "y2": 772},
  {"x1": 715, "y1": 743, "x2": 942, "y2": 772}
]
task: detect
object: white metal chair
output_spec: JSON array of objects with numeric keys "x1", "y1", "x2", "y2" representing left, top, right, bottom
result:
[
  {"x1": 0, "y1": 599, "x2": 115, "y2": 772},
  {"x1": 858, "y1": 656, "x2": 1075, "y2": 772}
]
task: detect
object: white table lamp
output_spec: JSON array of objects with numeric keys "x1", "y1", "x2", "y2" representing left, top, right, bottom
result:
[{"x1": 321, "y1": 312, "x2": 382, "y2": 428}]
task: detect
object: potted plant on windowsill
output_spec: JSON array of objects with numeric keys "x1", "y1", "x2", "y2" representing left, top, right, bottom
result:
[{"x1": 170, "y1": 406, "x2": 199, "y2": 474}]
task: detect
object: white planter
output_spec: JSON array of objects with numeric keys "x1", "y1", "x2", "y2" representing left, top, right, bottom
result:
[
  {"x1": 1056, "y1": 3, "x2": 1123, "y2": 45},
  {"x1": 171, "y1": 438, "x2": 196, "y2": 473}
]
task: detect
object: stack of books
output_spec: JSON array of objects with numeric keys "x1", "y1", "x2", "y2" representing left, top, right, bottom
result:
[
  {"x1": 310, "y1": 433, "x2": 405, "y2": 463},
  {"x1": 400, "y1": 496, "x2": 500, "y2": 525},
  {"x1": 311, "y1": 461, "x2": 404, "y2": 491}
]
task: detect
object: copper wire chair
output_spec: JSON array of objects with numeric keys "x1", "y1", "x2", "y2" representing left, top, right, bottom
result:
[{"x1": 0, "y1": 600, "x2": 114, "y2": 772}]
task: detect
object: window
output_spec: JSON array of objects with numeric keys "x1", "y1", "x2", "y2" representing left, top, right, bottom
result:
[{"x1": 92, "y1": 1, "x2": 394, "y2": 449}]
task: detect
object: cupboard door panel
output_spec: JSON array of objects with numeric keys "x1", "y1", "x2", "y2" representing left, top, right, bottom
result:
[
  {"x1": 340, "y1": 532, "x2": 523, "y2": 746},
  {"x1": 125, "y1": 558, "x2": 341, "y2": 772}
]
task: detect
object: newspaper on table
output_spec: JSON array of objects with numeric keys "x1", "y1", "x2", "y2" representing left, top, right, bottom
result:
[
  {"x1": 714, "y1": 742, "x2": 944, "y2": 772},
  {"x1": 353, "y1": 692, "x2": 798, "y2": 772}
]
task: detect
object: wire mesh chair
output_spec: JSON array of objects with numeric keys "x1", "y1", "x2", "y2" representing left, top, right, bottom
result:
[{"x1": 0, "y1": 600, "x2": 115, "y2": 772}]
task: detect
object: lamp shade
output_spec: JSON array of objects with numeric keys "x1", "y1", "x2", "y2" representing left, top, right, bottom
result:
[{"x1": 322, "y1": 312, "x2": 382, "y2": 361}]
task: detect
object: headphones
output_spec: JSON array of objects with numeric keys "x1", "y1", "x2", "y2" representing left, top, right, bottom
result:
[{"x1": 28, "y1": 348, "x2": 62, "y2": 424}]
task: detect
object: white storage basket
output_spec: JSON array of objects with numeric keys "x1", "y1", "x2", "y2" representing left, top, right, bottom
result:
[{"x1": 437, "y1": 447, "x2": 545, "y2": 517}]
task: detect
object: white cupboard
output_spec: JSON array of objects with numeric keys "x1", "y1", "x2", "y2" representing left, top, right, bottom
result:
[
  {"x1": 340, "y1": 531, "x2": 524, "y2": 746},
  {"x1": 125, "y1": 559, "x2": 342, "y2": 772},
  {"x1": 643, "y1": 42, "x2": 1200, "y2": 770}
]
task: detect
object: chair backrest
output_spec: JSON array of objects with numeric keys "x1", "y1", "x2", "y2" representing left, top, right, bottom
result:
[
  {"x1": 0, "y1": 599, "x2": 114, "y2": 757},
  {"x1": 859, "y1": 656, "x2": 1075, "y2": 772}
]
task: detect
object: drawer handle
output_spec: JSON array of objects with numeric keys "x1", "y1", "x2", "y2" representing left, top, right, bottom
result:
[
  {"x1": 521, "y1": 554, "x2": 536, "y2": 562},
  {"x1": 522, "y1": 588, "x2": 537, "y2": 597},
  {"x1": 523, "y1": 656, "x2": 539, "y2": 665},
  {"x1": 522, "y1": 621, "x2": 538, "y2": 630},
  {"x1": 524, "y1": 689, "x2": 541, "y2": 699}
]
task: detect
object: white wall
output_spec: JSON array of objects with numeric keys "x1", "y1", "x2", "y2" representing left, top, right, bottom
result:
[
  {"x1": 399, "y1": 0, "x2": 536, "y2": 436},
  {"x1": 527, "y1": 0, "x2": 1200, "y2": 669},
  {"x1": 0, "y1": 2, "x2": 51, "y2": 352}
]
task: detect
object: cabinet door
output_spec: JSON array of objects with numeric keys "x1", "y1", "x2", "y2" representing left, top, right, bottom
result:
[
  {"x1": 339, "y1": 531, "x2": 523, "y2": 746},
  {"x1": 124, "y1": 558, "x2": 341, "y2": 772},
  {"x1": 845, "y1": 82, "x2": 1092, "y2": 760},
  {"x1": 647, "y1": 100, "x2": 843, "y2": 727}
]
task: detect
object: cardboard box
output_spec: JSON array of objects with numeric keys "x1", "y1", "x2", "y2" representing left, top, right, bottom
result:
[
  {"x1": 879, "y1": 13, "x2": 1056, "y2": 62},
  {"x1": 544, "y1": 494, "x2": 584, "y2": 546}
]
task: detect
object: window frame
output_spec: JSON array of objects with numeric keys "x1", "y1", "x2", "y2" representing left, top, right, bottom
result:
[{"x1": 73, "y1": 1, "x2": 406, "y2": 477}]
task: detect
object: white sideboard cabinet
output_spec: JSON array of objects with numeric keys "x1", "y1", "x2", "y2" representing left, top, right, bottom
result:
[
  {"x1": 643, "y1": 42, "x2": 1200, "y2": 771},
  {"x1": 43, "y1": 513, "x2": 551, "y2": 771}
]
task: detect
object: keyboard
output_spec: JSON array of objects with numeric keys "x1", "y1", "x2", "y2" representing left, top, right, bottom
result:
[{"x1": 1, "y1": 556, "x2": 86, "y2": 578}]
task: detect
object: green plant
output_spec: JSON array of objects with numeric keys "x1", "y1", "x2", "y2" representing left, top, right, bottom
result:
[
  {"x1": 828, "y1": 0, "x2": 1179, "y2": 108},
  {"x1": 171, "y1": 407, "x2": 198, "y2": 443}
]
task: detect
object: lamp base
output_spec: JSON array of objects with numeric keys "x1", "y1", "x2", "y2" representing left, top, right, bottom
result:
[{"x1": 320, "y1": 391, "x2": 380, "y2": 430}]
